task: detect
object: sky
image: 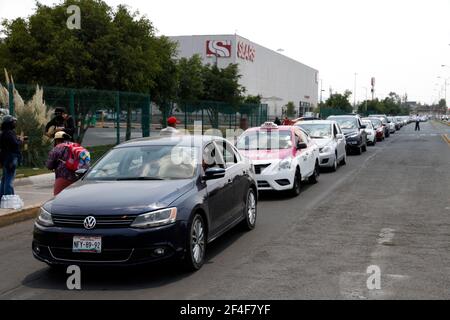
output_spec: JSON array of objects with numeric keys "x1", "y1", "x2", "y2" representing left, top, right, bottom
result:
[{"x1": 1, "y1": 0, "x2": 450, "y2": 104}]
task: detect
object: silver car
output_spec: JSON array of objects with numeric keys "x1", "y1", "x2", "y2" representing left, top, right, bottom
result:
[{"x1": 295, "y1": 120, "x2": 347, "y2": 171}]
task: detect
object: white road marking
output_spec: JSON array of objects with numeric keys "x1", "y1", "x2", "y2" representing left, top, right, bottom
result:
[{"x1": 340, "y1": 228, "x2": 409, "y2": 299}]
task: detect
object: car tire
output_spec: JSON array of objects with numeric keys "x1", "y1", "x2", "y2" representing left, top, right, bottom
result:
[
  {"x1": 183, "y1": 213, "x2": 206, "y2": 271},
  {"x1": 331, "y1": 155, "x2": 338, "y2": 172},
  {"x1": 290, "y1": 168, "x2": 301, "y2": 197},
  {"x1": 308, "y1": 162, "x2": 320, "y2": 184},
  {"x1": 340, "y1": 153, "x2": 347, "y2": 166},
  {"x1": 240, "y1": 188, "x2": 257, "y2": 231}
]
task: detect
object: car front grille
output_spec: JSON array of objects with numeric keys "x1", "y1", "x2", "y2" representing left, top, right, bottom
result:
[
  {"x1": 254, "y1": 164, "x2": 271, "y2": 174},
  {"x1": 257, "y1": 180, "x2": 270, "y2": 188},
  {"x1": 52, "y1": 214, "x2": 137, "y2": 228},
  {"x1": 49, "y1": 247, "x2": 133, "y2": 263}
]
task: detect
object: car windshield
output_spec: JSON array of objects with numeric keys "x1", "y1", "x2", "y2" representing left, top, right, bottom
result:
[
  {"x1": 297, "y1": 123, "x2": 331, "y2": 138},
  {"x1": 369, "y1": 119, "x2": 382, "y2": 128},
  {"x1": 237, "y1": 130, "x2": 293, "y2": 150},
  {"x1": 362, "y1": 121, "x2": 373, "y2": 129},
  {"x1": 329, "y1": 117, "x2": 358, "y2": 129},
  {"x1": 86, "y1": 146, "x2": 198, "y2": 181}
]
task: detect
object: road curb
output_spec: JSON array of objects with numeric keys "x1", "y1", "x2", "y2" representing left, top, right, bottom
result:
[{"x1": 0, "y1": 204, "x2": 41, "y2": 228}]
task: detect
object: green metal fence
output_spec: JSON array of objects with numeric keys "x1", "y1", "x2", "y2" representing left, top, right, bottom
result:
[
  {"x1": 319, "y1": 107, "x2": 349, "y2": 119},
  {"x1": 0, "y1": 83, "x2": 267, "y2": 149}
]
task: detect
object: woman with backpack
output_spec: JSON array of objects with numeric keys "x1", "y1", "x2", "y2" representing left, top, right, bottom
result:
[
  {"x1": 46, "y1": 132, "x2": 90, "y2": 196},
  {"x1": 0, "y1": 115, "x2": 25, "y2": 202}
]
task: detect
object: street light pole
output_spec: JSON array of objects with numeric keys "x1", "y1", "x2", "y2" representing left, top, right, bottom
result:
[{"x1": 353, "y1": 73, "x2": 358, "y2": 112}]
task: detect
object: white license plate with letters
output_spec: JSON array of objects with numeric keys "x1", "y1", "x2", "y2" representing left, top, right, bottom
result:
[{"x1": 73, "y1": 236, "x2": 102, "y2": 253}]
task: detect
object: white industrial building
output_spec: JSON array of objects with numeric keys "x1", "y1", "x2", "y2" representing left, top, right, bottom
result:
[{"x1": 169, "y1": 34, "x2": 319, "y2": 118}]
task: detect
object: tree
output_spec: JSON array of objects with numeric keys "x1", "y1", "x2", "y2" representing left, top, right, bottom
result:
[
  {"x1": 177, "y1": 55, "x2": 204, "y2": 105},
  {"x1": 0, "y1": 0, "x2": 176, "y2": 142},
  {"x1": 285, "y1": 101, "x2": 296, "y2": 117},
  {"x1": 200, "y1": 63, "x2": 245, "y2": 128},
  {"x1": 323, "y1": 90, "x2": 353, "y2": 113},
  {"x1": 244, "y1": 94, "x2": 262, "y2": 104}
]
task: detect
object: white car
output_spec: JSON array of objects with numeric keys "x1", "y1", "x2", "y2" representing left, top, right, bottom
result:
[
  {"x1": 361, "y1": 119, "x2": 377, "y2": 145},
  {"x1": 295, "y1": 120, "x2": 347, "y2": 171},
  {"x1": 236, "y1": 122, "x2": 320, "y2": 196}
]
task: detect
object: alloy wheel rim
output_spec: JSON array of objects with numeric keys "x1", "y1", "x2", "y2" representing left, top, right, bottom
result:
[
  {"x1": 191, "y1": 218, "x2": 205, "y2": 264},
  {"x1": 247, "y1": 192, "x2": 256, "y2": 225}
]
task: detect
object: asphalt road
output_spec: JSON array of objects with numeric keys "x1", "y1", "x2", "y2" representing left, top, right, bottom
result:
[{"x1": 1, "y1": 121, "x2": 449, "y2": 300}]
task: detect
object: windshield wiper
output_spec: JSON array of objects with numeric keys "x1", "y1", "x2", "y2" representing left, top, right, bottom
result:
[{"x1": 116, "y1": 177, "x2": 164, "y2": 181}]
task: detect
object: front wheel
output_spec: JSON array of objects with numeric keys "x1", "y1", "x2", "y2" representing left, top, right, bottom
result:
[
  {"x1": 331, "y1": 156, "x2": 338, "y2": 172},
  {"x1": 183, "y1": 214, "x2": 206, "y2": 271},
  {"x1": 340, "y1": 153, "x2": 347, "y2": 166},
  {"x1": 290, "y1": 169, "x2": 301, "y2": 197},
  {"x1": 308, "y1": 162, "x2": 320, "y2": 184},
  {"x1": 240, "y1": 189, "x2": 257, "y2": 231}
]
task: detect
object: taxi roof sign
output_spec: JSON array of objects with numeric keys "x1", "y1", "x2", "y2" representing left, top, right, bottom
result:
[{"x1": 261, "y1": 122, "x2": 279, "y2": 129}]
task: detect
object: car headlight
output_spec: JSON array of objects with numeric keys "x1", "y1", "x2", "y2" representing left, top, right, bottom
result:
[
  {"x1": 320, "y1": 146, "x2": 332, "y2": 154},
  {"x1": 37, "y1": 207, "x2": 54, "y2": 227},
  {"x1": 131, "y1": 208, "x2": 177, "y2": 229},
  {"x1": 279, "y1": 157, "x2": 292, "y2": 171}
]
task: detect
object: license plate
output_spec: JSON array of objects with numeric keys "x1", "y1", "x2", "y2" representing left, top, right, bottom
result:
[{"x1": 73, "y1": 236, "x2": 102, "y2": 253}]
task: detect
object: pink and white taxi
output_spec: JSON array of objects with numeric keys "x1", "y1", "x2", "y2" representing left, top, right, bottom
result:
[{"x1": 236, "y1": 122, "x2": 320, "y2": 196}]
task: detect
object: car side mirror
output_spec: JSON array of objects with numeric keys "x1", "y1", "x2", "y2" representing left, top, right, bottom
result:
[
  {"x1": 336, "y1": 134, "x2": 344, "y2": 139},
  {"x1": 75, "y1": 169, "x2": 88, "y2": 177},
  {"x1": 360, "y1": 125, "x2": 367, "y2": 129},
  {"x1": 203, "y1": 167, "x2": 226, "y2": 181},
  {"x1": 297, "y1": 142, "x2": 308, "y2": 150}
]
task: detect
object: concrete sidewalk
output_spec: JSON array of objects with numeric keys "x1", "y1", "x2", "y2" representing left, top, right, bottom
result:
[{"x1": 0, "y1": 173, "x2": 54, "y2": 227}]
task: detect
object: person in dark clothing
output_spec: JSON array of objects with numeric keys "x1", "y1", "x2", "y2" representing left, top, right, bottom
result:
[
  {"x1": 274, "y1": 117, "x2": 282, "y2": 125},
  {"x1": 414, "y1": 114, "x2": 421, "y2": 131},
  {"x1": 0, "y1": 115, "x2": 25, "y2": 201},
  {"x1": 45, "y1": 107, "x2": 76, "y2": 140}
]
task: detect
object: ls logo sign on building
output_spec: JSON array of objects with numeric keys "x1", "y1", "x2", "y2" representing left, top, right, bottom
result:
[
  {"x1": 206, "y1": 40, "x2": 232, "y2": 57},
  {"x1": 237, "y1": 41, "x2": 256, "y2": 62}
]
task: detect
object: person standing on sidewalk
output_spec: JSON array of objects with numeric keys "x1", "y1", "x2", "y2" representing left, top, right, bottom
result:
[
  {"x1": 415, "y1": 114, "x2": 421, "y2": 131},
  {"x1": 0, "y1": 116, "x2": 25, "y2": 202},
  {"x1": 46, "y1": 132, "x2": 89, "y2": 196}
]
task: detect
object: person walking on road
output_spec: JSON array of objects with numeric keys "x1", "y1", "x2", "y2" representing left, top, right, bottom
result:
[
  {"x1": 415, "y1": 114, "x2": 421, "y2": 131},
  {"x1": 160, "y1": 116, "x2": 180, "y2": 136},
  {"x1": 0, "y1": 115, "x2": 25, "y2": 202},
  {"x1": 45, "y1": 107, "x2": 76, "y2": 140},
  {"x1": 46, "y1": 132, "x2": 89, "y2": 196}
]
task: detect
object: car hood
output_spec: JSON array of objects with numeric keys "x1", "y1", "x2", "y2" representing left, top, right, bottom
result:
[
  {"x1": 240, "y1": 149, "x2": 293, "y2": 161},
  {"x1": 46, "y1": 179, "x2": 195, "y2": 216}
]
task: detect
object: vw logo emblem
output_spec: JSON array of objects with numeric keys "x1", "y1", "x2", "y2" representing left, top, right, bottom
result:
[{"x1": 83, "y1": 216, "x2": 97, "y2": 230}]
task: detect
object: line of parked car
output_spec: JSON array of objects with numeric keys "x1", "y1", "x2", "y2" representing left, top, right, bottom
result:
[{"x1": 31, "y1": 113, "x2": 410, "y2": 272}]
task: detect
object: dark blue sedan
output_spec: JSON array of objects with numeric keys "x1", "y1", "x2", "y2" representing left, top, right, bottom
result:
[{"x1": 32, "y1": 135, "x2": 258, "y2": 271}]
